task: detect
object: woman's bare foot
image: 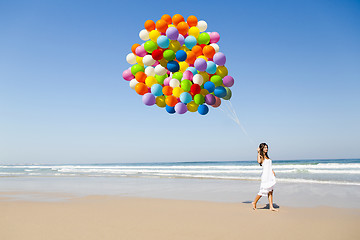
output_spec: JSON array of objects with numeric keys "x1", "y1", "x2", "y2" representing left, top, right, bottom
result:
[
  {"x1": 270, "y1": 207, "x2": 278, "y2": 212},
  {"x1": 252, "y1": 202, "x2": 257, "y2": 210}
]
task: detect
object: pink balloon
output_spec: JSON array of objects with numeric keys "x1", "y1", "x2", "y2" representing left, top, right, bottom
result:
[
  {"x1": 209, "y1": 32, "x2": 220, "y2": 43},
  {"x1": 123, "y1": 69, "x2": 134, "y2": 81},
  {"x1": 135, "y1": 46, "x2": 147, "y2": 57},
  {"x1": 164, "y1": 77, "x2": 171, "y2": 86}
]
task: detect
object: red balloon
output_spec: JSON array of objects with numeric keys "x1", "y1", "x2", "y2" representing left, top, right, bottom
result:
[
  {"x1": 190, "y1": 84, "x2": 201, "y2": 95},
  {"x1": 152, "y1": 49, "x2": 163, "y2": 60}
]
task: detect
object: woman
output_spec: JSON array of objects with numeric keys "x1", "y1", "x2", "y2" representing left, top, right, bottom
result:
[{"x1": 252, "y1": 143, "x2": 278, "y2": 211}]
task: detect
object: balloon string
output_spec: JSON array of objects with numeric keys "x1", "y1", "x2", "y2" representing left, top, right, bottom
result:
[{"x1": 218, "y1": 100, "x2": 255, "y2": 144}]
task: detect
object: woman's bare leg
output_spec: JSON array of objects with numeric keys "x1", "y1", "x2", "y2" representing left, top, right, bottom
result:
[
  {"x1": 268, "y1": 190, "x2": 278, "y2": 211},
  {"x1": 252, "y1": 195, "x2": 261, "y2": 210}
]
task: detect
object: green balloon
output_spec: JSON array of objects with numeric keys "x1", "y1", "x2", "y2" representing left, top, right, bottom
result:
[
  {"x1": 181, "y1": 79, "x2": 192, "y2": 92},
  {"x1": 155, "y1": 74, "x2": 168, "y2": 85},
  {"x1": 197, "y1": 32, "x2": 210, "y2": 45},
  {"x1": 172, "y1": 72, "x2": 183, "y2": 81},
  {"x1": 194, "y1": 94, "x2": 205, "y2": 105},
  {"x1": 131, "y1": 64, "x2": 145, "y2": 76},
  {"x1": 144, "y1": 40, "x2": 158, "y2": 53},
  {"x1": 163, "y1": 49, "x2": 175, "y2": 61},
  {"x1": 223, "y1": 87, "x2": 232, "y2": 100},
  {"x1": 210, "y1": 75, "x2": 223, "y2": 87}
]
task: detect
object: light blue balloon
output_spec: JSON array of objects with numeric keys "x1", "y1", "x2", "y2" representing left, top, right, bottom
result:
[
  {"x1": 186, "y1": 67, "x2": 198, "y2": 76},
  {"x1": 180, "y1": 92, "x2": 192, "y2": 104},
  {"x1": 184, "y1": 36, "x2": 197, "y2": 50},
  {"x1": 157, "y1": 35, "x2": 170, "y2": 49},
  {"x1": 206, "y1": 61, "x2": 217, "y2": 74},
  {"x1": 151, "y1": 84, "x2": 163, "y2": 96}
]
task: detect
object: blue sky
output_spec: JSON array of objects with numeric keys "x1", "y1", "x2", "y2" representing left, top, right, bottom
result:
[{"x1": 1, "y1": 0, "x2": 359, "y2": 164}]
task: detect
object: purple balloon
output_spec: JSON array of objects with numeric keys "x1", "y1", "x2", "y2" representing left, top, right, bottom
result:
[
  {"x1": 164, "y1": 77, "x2": 171, "y2": 86},
  {"x1": 135, "y1": 46, "x2": 147, "y2": 57},
  {"x1": 177, "y1": 34, "x2": 185, "y2": 46},
  {"x1": 209, "y1": 32, "x2": 220, "y2": 43},
  {"x1": 142, "y1": 93, "x2": 156, "y2": 106},
  {"x1": 194, "y1": 58, "x2": 207, "y2": 72},
  {"x1": 213, "y1": 52, "x2": 226, "y2": 66},
  {"x1": 223, "y1": 75, "x2": 234, "y2": 87},
  {"x1": 182, "y1": 70, "x2": 193, "y2": 80},
  {"x1": 166, "y1": 27, "x2": 179, "y2": 40},
  {"x1": 205, "y1": 94, "x2": 216, "y2": 105},
  {"x1": 175, "y1": 102, "x2": 187, "y2": 114},
  {"x1": 123, "y1": 69, "x2": 134, "y2": 81}
]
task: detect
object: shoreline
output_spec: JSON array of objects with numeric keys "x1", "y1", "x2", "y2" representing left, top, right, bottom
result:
[{"x1": 1, "y1": 194, "x2": 359, "y2": 240}]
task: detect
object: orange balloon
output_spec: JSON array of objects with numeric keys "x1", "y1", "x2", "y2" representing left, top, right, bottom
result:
[
  {"x1": 144, "y1": 20, "x2": 156, "y2": 32},
  {"x1": 135, "y1": 82, "x2": 149, "y2": 95},
  {"x1": 185, "y1": 51, "x2": 196, "y2": 65},
  {"x1": 172, "y1": 14, "x2": 184, "y2": 26},
  {"x1": 177, "y1": 21, "x2": 189, "y2": 36},
  {"x1": 162, "y1": 86, "x2": 173, "y2": 96},
  {"x1": 192, "y1": 45, "x2": 203, "y2": 57},
  {"x1": 131, "y1": 44, "x2": 140, "y2": 55},
  {"x1": 187, "y1": 15, "x2": 198, "y2": 27},
  {"x1": 135, "y1": 71, "x2": 147, "y2": 83},
  {"x1": 161, "y1": 14, "x2": 172, "y2": 25},
  {"x1": 203, "y1": 45, "x2": 216, "y2": 58},
  {"x1": 156, "y1": 19, "x2": 168, "y2": 33},
  {"x1": 165, "y1": 95, "x2": 178, "y2": 107}
]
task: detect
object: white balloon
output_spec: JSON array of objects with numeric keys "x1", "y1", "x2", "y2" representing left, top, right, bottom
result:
[
  {"x1": 129, "y1": 79, "x2": 139, "y2": 89},
  {"x1": 139, "y1": 29, "x2": 150, "y2": 41},
  {"x1": 143, "y1": 55, "x2": 156, "y2": 66},
  {"x1": 193, "y1": 74, "x2": 204, "y2": 86},
  {"x1": 197, "y1": 20, "x2": 207, "y2": 32},
  {"x1": 155, "y1": 65, "x2": 167, "y2": 76},
  {"x1": 210, "y1": 43, "x2": 219, "y2": 53},
  {"x1": 145, "y1": 66, "x2": 155, "y2": 77},
  {"x1": 126, "y1": 53, "x2": 137, "y2": 64},
  {"x1": 169, "y1": 79, "x2": 180, "y2": 88}
]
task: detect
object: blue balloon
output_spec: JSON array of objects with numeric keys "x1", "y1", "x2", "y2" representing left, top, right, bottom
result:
[
  {"x1": 204, "y1": 81, "x2": 215, "y2": 93},
  {"x1": 167, "y1": 61, "x2": 180, "y2": 72},
  {"x1": 206, "y1": 61, "x2": 217, "y2": 74},
  {"x1": 214, "y1": 86, "x2": 227, "y2": 98},
  {"x1": 186, "y1": 67, "x2": 198, "y2": 76},
  {"x1": 151, "y1": 84, "x2": 163, "y2": 96},
  {"x1": 157, "y1": 35, "x2": 170, "y2": 48},
  {"x1": 180, "y1": 92, "x2": 192, "y2": 104},
  {"x1": 175, "y1": 50, "x2": 187, "y2": 62},
  {"x1": 198, "y1": 104, "x2": 209, "y2": 115},
  {"x1": 166, "y1": 105, "x2": 175, "y2": 114},
  {"x1": 184, "y1": 36, "x2": 197, "y2": 50}
]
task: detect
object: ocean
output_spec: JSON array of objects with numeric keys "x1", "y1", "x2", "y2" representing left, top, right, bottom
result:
[{"x1": 1, "y1": 158, "x2": 360, "y2": 186}]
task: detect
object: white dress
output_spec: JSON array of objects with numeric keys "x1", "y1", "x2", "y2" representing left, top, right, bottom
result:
[{"x1": 257, "y1": 158, "x2": 276, "y2": 197}]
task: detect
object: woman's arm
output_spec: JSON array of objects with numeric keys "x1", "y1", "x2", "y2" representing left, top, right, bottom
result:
[
  {"x1": 257, "y1": 149, "x2": 262, "y2": 165},
  {"x1": 272, "y1": 170, "x2": 276, "y2": 177}
]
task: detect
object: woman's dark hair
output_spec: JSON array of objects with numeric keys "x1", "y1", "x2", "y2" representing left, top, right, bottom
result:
[{"x1": 259, "y1": 143, "x2": 270, "y2": 166}]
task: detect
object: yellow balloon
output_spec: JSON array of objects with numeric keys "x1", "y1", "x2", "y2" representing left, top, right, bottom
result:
[
  {"x1": 200, "y1": 89, "x2": 209, "y2": 96},
  {"x1": 216, "y1": 66, "x2": 228, "y2": 78},
  {"x1": 188, "y1": 27, "x2": 200, "y2": 38},
  {"x1": 197, "y1": 55, "x2": 208, "y2": 61},
  {"x1": 180, "y1": 46, "x2": 190, "y2": 52},
  {"x1": 159, "y1": 58, "x2": 168, "y2": 67},
  {"x1": 199, "y1": 71, "x2": 209, "y2": 82},
  {"x1": 149, "y1": 30, "x2": 161, "y2": 42},
  {"x1": 187, "y1": 101, "x2": 199, "y2": 112},
  {"x1": 168, "y1": 24, "x2": 176, "y2": 28},
  {"x1": 179, "y1": 62, "x2": 189, "y2": 73},
  {"x1": 145, "y1": 76, "x2": 157, "y2": 87},
  {"x1": 168, "y1": 40, "x2": 181, "y2": 52},
  {"x1": 156, "y1": 96, "x2": 166, "y2": 108},
  {"x1": 136, "y1": 56, "x2": 144, "y2": 66},
  {"x1": 172, "y1": 87, "x2": 184, "y2": 98}
]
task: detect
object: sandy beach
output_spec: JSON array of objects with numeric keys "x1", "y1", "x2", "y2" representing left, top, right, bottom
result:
[{"x1": 1, "y1": 193, "x2": 359, "y2": 240}]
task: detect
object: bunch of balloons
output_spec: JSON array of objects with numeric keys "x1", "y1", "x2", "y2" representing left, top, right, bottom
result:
[{"x1": 122, "y1": 14, "x2": 234, "y2": 115}]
